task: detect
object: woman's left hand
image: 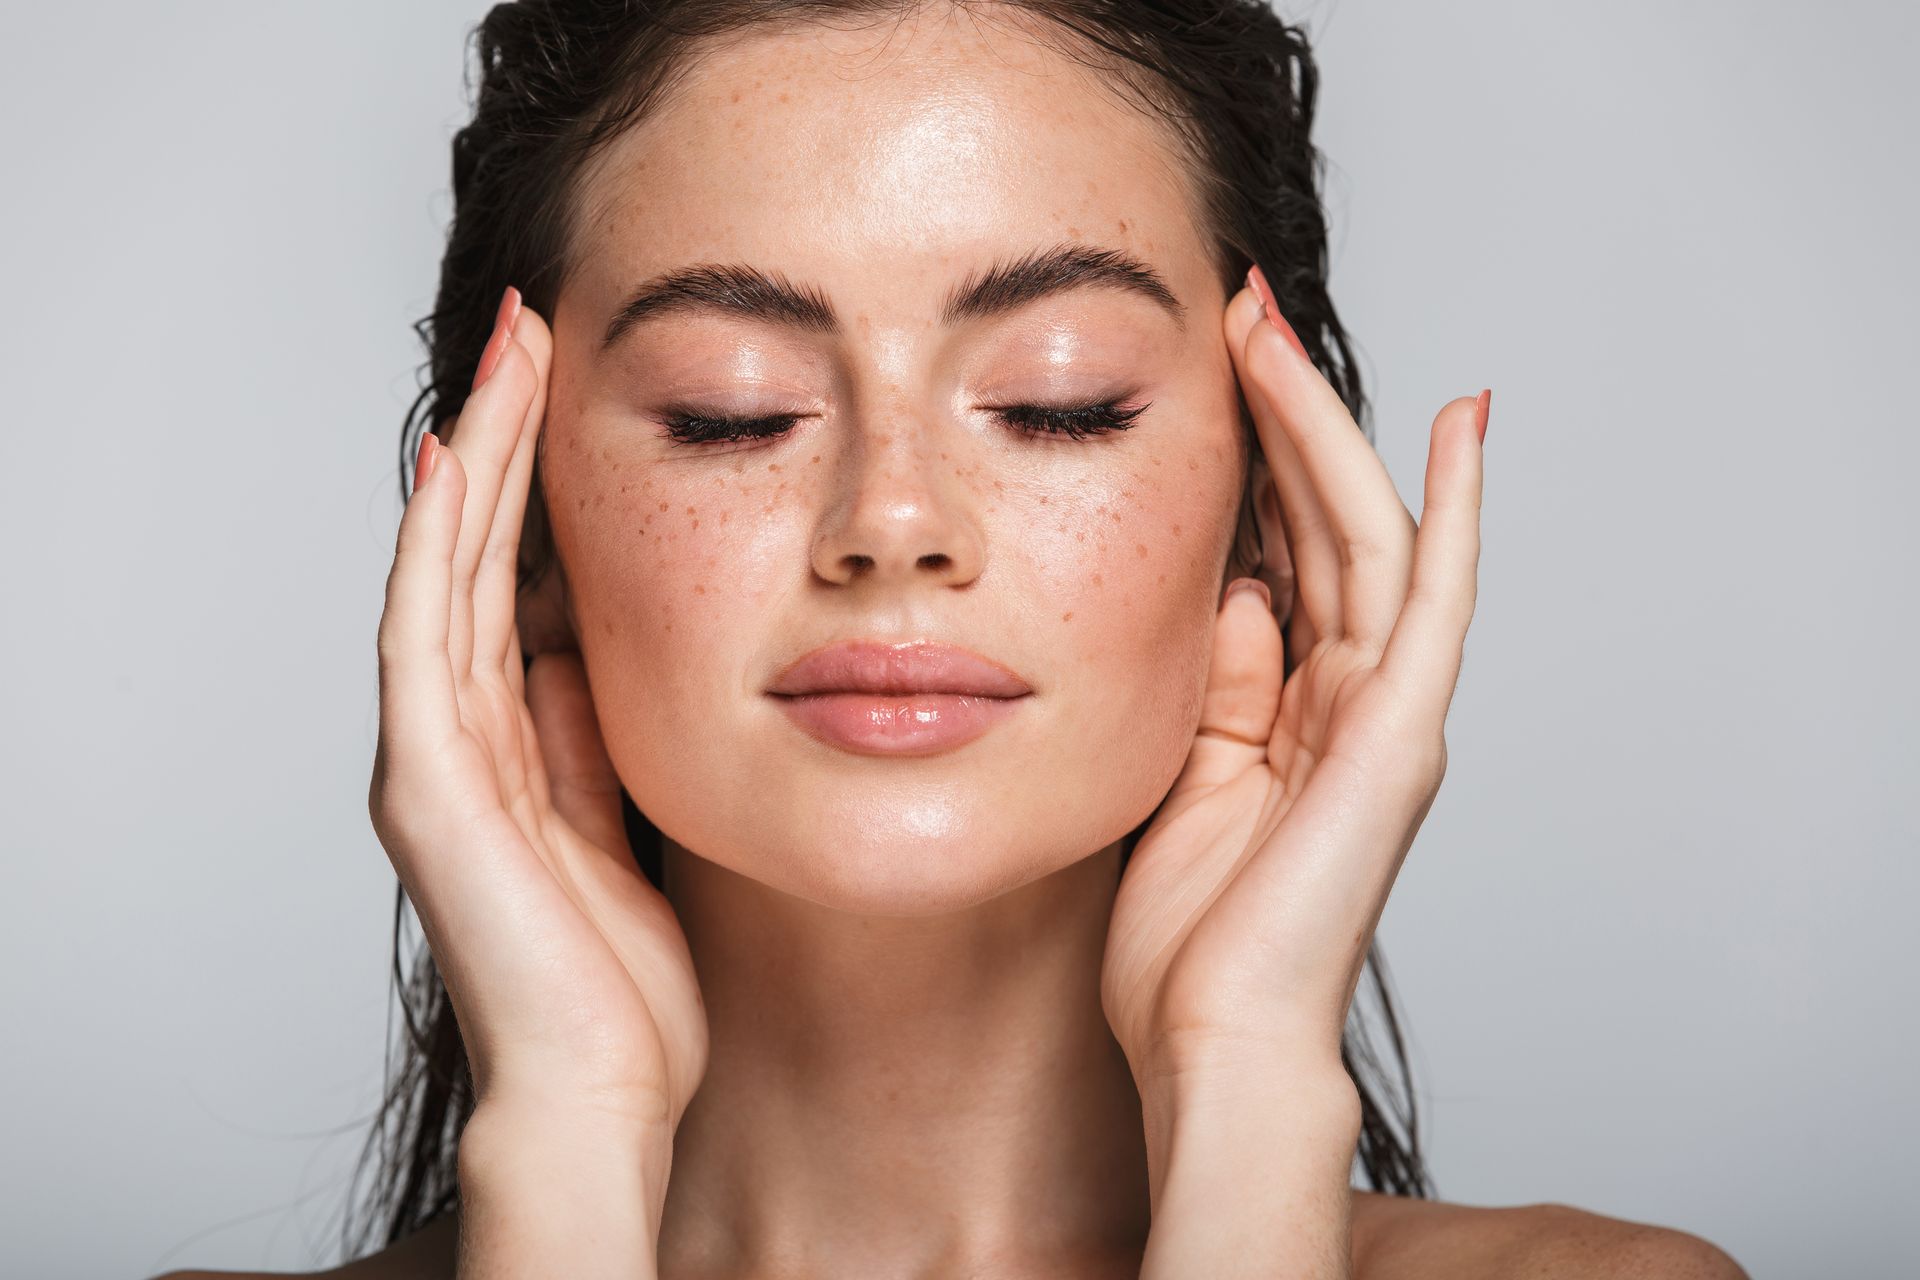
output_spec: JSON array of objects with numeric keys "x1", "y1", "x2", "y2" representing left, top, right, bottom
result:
[{"x1": 1101, "y1": 268, "x2": 1488, "y2": 1105}]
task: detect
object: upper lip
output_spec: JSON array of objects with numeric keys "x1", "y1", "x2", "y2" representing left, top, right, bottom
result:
[{"x1": 767, "y1": 639, "x2": 1033, "y2": 697}]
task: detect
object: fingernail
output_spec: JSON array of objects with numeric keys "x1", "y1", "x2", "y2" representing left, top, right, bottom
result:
[
  {"x1": 500, "y1": 284, "x2": 523, "y2": 338},
  {"x1": 471, "y1": 284, "x2": 522, "y2": 391},
  {"x1": 1225, "y1": 576, "x2": 1272, "y2": 610},
  {"x1": 1475, "y1": 387, "x2": 1492, "y2": 443},
  {"x1": 1246, "y1": 264, "x2": 1310, "y2": 363},
  {"x1": 413, "y1": 432, "x2": 438, "y2": 493}
]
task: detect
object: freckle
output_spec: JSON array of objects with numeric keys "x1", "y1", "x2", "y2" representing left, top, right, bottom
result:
[
  {"x1": 1111, "y1": 511, "x2": 1121, "y2": 522},
  {"x1": 686, "y1": 506, "x2": 697, "y2": 515},
  {"x1": 939, "y1": 452, "x2": 948, "y2": 461},
  {"x1": 1039, "y1": 495, "x2": 1049, "y2": 504},
  {"x1": 620, "y1": 483, "x2": 629, "y2": 494},
  {"x1": 810, "y1": 455, "x2": 821, "y2": 464},
  {"x1": 694, "y1": 583, "x2": 706, "y2": 594},
  {"x1": 1172, "y1": 523, "x2": 1182, "y2": 536},
  {"x1": 665, "y1": 622, "x2": 674, "y2": 632},
  {"x1": 659, "y1": 501, "x2": 669, "y2": 512},
  {"x1": 576, "y1": 495, "x2": 586, "y2": 511},
  {"x1": 1062, "y1": 611, "x2": 1073, "y2": 621},
  {"x1": 1135, "y1": 543, "x2": 1148, "y2": 557},
  {"x1": 768, "y1": 463, "x2": 781, "y2": 472},
  {"x1": 993, "y1": 479, "x2": 1003, "y2": 490},
  {"x1": 1157, "y1": 574, "x2": 1166, "y2": 584}
]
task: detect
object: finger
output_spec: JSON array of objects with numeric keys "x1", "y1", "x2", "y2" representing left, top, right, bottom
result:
[
  {"x1": 505, "y1": 619, "x2": 528, "y2": 709},
  {"x1": 1165, "y1": 578, "x2": 1287, "y2": 803},
  {"x1": 1224, "y1": 289, "x2": 1343, "y2": 645},
  {"x1": 1238, "y1": 292, "x2": 1419, "y2": 654},
  {"x1": 375, "y1": 435, "x2": 469, "y2": 752},
  {"x1": 503, "y1": 625, "x2": 548, "y2": 832},
  {"x1": 473, "y1": 306, "x2": 553, "y2": 680},
  {"x1": 446, "y1": 295, "x2": 536, "y2": 680},
  {"x1": 526, "y1": 650, "x2": 630, "y2": 859},
  {"x1": 1250, "y1": 446, "x2": 1322, "y2": 672},
  {"x1": 1377, "y1": 391, "x2": 1486, "y2": 728}
]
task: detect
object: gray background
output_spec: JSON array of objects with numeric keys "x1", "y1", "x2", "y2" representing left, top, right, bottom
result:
[{"x1": 3, "y1": 2, "x2": 1913, "y2": 1276}]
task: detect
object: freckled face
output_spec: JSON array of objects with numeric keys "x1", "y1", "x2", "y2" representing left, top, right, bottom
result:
[{"x1": 540, "y1": 9, "x2": 1247, "y2": 913}]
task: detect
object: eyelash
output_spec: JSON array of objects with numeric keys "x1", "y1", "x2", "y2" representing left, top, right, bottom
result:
[{"x1": 659, "y1": 399, "x2": 1150, "y2": 448}]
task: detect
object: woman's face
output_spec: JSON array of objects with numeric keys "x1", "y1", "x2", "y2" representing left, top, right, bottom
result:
[{"x1": 540, "y1": 7, "x2": 1249, "y2": 913}]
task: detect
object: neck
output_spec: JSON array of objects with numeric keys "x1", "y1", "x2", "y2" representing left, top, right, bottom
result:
[{"x1": 653, "y1": 835, "x2": 1151, "y2": 1278}]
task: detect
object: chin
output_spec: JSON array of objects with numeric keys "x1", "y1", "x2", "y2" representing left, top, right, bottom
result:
[{"x1": 674, "y1": 790, "x2": 1085, "y2": 916}]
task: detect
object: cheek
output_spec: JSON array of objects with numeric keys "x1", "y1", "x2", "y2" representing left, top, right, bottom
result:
[
  {"x1": 542, "y1": 431, "x2": 800, "y2": 716},
  {"x1": 1031, "y1": 436, "x2": 1239, "y2": 641},
  {"x1": 1017, "y1": 433, "x2": 1243, "y2": 759},
  {"x1": 549, "y1": 443, "x2": 802, "y2": 637}
]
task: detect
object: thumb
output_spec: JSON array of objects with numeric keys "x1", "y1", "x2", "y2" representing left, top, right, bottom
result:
[
  {"x1": 525, "y1": 650, "x2": 631, "y2": 859},
  {"x1": 1165, "y1": 579, "x2": 1285, "y2": 802}
]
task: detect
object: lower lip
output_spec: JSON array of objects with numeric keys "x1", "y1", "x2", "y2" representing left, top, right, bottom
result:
[{"x1": 769, "y1": 692, "x2": 1028, "y2": 756}]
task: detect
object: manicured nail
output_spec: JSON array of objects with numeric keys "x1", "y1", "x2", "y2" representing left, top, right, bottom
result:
[
  {"x1": 1225, "y1": 576, "x2": 1272, "y2": 610},
  {"x1": 472, "y1": 284, "x2": 523, "y2": 391},
  {"x1": 413, "y1": 432, "x2": 439, "y2": 492},
  {"x1": 500, "y1": 285, "x2": 523, "y2": 338},
  {"x1": 1475, "y1": 387, "x2": 1492, "y2": 443},
  {"x1": 1246, "y1": 264, "x2": 1310, "y2": 363}
]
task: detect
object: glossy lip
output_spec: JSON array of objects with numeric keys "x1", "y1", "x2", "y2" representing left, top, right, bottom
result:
[
  {"x1": 766, "y1": 639, "x2": 1032, "y2": 757},
  {"x1": 766, "y1": 639, "x2": 1032, "y2": 698}
]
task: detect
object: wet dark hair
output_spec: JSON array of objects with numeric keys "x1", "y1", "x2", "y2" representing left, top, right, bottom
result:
[{"x1": 345, "y1": 0, "x2": 1431, "y2": 1257}]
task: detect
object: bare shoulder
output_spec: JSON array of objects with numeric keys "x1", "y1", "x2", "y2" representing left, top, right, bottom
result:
[
  {"x1": 1353, "y1": 1190, "x2": 1750, "y2": 1279},
  {"x1": 147, "y1": 1214, "x2": 457, "y2": 1280}
]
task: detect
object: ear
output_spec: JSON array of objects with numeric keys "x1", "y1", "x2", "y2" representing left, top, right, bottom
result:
[
  {"x1": 515, "y1": 466, "x2": 580, "y2": 661},
  {"x1": 1229, "y1": 449, "x2": 1296, "y2": 631}
]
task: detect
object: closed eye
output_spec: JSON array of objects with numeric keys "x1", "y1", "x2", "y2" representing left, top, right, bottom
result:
[{"x1": 659, "y1": 399, "x2": 1149, "y2": 448}]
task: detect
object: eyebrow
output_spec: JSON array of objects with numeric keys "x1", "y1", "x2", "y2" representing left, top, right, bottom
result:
[{"x1": 599, "y1": 242, "x2": 1187, "y2": 352}]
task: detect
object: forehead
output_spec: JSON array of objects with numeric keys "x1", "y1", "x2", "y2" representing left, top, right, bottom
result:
[{"x1": 565, "y1": 5, "x2": 1215, "y2": 323}]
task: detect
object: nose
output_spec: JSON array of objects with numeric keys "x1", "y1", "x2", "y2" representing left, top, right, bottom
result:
[{"x1": 808, "y1": 414, "x2": 986, "y2": 590}]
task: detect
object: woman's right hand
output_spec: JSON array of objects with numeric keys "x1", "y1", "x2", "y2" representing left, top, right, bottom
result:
[{"x1": 368, "y1": 289, "x2": 708, "y2": 1138}]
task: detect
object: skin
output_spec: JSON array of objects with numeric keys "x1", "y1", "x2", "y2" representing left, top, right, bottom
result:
[
  {"x1": 543, "y1": 11, "x2": 1243, "y2": 1271},
  {"x1": 161, "y1": 4, "x2": 1748, "y2": 1278}
]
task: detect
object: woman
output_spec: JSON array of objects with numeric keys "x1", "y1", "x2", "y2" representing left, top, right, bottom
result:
[{"x1": 163, "y1": 0, "x2": 1745, "y2": 1275}]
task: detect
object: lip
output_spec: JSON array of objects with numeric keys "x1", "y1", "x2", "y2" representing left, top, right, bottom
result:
[
  {"x1": 767, "y1": 639, "x2": 1032, "y2": 698},
  {"x1": 767, "y1": 639, "x2": 1032, "y2": 757}
]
